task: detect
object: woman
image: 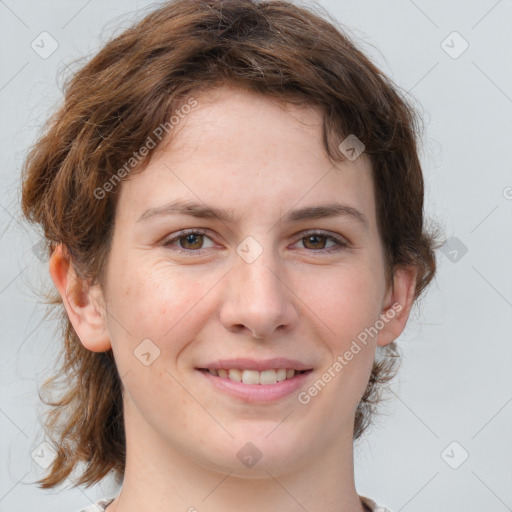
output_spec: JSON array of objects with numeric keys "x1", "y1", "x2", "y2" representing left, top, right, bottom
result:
[{"x1": 21, "y1": 1, "x2": 438, "y2": 510}]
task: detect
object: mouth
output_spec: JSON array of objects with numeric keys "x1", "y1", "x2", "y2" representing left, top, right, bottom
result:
[
  {"x1": 197, "y1": 367, "x2": 312, "y2": 385},
  {"x1": 195, "y1": 365, "x2": 314, "y2": 402}
]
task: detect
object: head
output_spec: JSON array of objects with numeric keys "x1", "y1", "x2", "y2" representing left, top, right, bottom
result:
[{"x1": 21, "y1": 0, "x2": 438, "y2": 489}]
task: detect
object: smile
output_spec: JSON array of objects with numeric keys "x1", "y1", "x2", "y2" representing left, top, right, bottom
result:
[
  {"x1": 199, "y1": 367, "x2": 311, "y2": 385},
  {"x1": 197, "y1": 368, "x2": 313, "y2": 402}
]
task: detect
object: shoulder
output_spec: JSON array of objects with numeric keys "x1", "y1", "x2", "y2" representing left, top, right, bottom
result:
[
  {"x1": 77, "y1": 497, "x2": 115, "y2": 512},
  {"x1": 359, "y1": 494, "x2": 393, "y2": 512}
]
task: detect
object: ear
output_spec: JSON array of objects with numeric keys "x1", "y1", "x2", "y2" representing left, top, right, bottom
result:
[
  {"x1": 48, "y1": 244, "x2": 111, "y2": 352},
  {"x1": 377, "y1": 266, "x2": 417, "y2": 347}
]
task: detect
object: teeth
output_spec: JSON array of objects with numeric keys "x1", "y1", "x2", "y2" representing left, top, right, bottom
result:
[
  {"x1": 276, "y1": 368, "x2": 287, "y2": 382},
  {"x1": 259, "y1": 369, "x2": 277, "y2": 385},
  {"x1": 206, "y1": 368, "x2": 300, "y2": 385},
  {"x1": 228, "y1": 368, "x2": 242, "y2": 382},
  {"x1": 241, "y1": 370, "x2": 260, "y2": 384}
]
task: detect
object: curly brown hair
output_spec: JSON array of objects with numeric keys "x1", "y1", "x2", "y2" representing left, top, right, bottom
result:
[{"x1": 21, "y1": 0, "x2": 439, "y2": 490}]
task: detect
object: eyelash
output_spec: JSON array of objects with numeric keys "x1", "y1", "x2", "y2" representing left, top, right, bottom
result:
[{"x1": 161, "y1": 228, "x2": 349, "y2": 255}]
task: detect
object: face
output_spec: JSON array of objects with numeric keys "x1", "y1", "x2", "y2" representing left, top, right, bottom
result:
[{"x1": 73, "y1": 85, "x2": 409, "y2": 477}]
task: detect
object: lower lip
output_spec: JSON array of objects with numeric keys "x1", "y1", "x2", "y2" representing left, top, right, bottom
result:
[{"x1": 197, "y1": 369, "x2": 313, "y2": 402}]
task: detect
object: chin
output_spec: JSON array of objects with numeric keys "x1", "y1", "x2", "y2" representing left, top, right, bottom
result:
[{"x1": 195, "y1": 432, "x2": 307, "y2": 478}]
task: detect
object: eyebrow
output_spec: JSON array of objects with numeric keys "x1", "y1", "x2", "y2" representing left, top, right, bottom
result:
[{"x1": 136, "y1": 199, "x2": 369, "y2": 230}]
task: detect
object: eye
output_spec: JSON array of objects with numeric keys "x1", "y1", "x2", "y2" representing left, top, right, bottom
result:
[
  {"x1": 162, "y1": 229, "x2": 349, "y2": 255},
  {"x1": 162, "y1": 229, "x2": 215, "y2": 253},
  {"x1": 294, "y1": 231, "x2": 348, "y2": 253}
]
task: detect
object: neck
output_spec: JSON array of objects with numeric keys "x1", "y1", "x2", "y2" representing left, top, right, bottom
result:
[{"x1": 106, "y1": 398, "x2": 367, "y2": 512}]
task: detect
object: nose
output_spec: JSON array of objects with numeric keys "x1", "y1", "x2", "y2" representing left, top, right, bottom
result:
[{"x1": 218, "y1": 249, "x2": 299, "y2": 339}]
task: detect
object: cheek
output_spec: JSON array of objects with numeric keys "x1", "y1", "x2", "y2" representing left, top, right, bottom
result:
[
  {"x1": 110, "y1": 260, "x2": 212, "y2": 333},
  {"x1": 104, "y1": 262, "x2": 212, "y2": 412},
  {"x1": 299, "y1": 264, "x2": 385, "y2": 343},
  {"x1": 103, "y1": 263, "x2": 207, "y2": 382},
  {"x1": 295, "y1": 264, "x2": 383, "y2": 405}
]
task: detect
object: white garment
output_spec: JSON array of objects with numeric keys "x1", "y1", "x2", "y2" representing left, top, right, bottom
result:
[
  {"x1": 79, "y1": 497, "x2": 115, "y2": 512},
  {"x1": 360, "y1": 494, "x2": 393, "y2": 512},
  {"x1": 79, "y1": 495, "x2": 392, "y2": 511}
]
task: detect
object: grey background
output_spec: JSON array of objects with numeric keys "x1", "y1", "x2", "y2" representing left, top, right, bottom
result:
[{"x1": 1, "y1": 0, "x2": 511, "y2": 511}]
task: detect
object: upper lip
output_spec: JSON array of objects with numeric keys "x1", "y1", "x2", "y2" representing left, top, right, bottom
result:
[{"x1": 197, "y1": 358, "x2": 313, "y2": 372}]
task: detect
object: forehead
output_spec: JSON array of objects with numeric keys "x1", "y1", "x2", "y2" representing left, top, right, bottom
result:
[
  {"x1": 117, "y1": 85, "x2": 376, "y2": 228},
  {"x1": 162, "y1": 85, "x2": 327, "y2": 164}
]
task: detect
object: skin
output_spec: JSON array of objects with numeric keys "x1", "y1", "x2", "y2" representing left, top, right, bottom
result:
[{"x1": 50, "y1": 85, "x2": 416, "y2": 512}]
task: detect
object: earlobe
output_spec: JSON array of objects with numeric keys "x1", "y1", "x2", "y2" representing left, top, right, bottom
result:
[
  {"x1": 377, "y1": 266, "x2": 417, "y2": 347},
  {"x1": 49, "y1": 244, "x2": 112, "y2": 352}
]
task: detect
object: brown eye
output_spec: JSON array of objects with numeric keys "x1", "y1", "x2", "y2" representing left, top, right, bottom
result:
[
  {"x1": 178, "y1": 233, "x2": 204, "y2": 250},
  {"x1": 302, "y1": 234, "x2": 329, "y2": 250},
  {"x1": 163, "y1": 230, "x2": 216, "y2": 253},
  {"x1": 295, "y1": 231, "x2": 348, "y2": 253}
]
